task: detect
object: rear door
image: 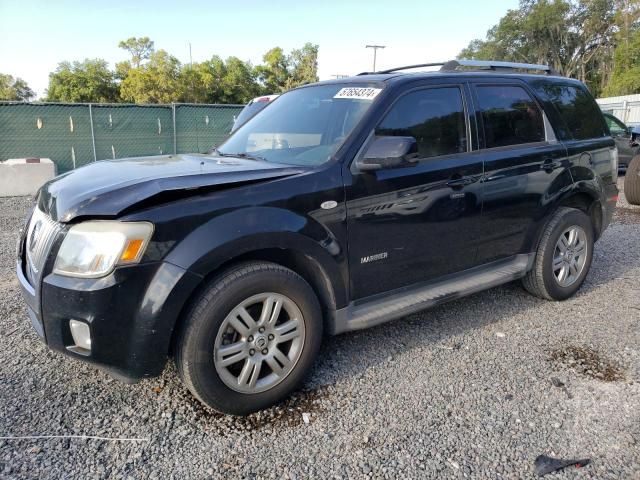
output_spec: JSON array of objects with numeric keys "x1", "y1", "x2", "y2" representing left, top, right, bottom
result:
[
  {"x1": 470, "y1": 80, "x2": 571, "y2": 265},
  {"x1": 529, "y1": 82, "x2": 615, "y2": 185},
  {"x1": 344, "y1": 84, "x2": 484, "y2": 300}
]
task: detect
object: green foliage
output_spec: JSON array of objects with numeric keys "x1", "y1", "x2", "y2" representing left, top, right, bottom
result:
[
  {"x1": 41, "y1": 39, "x2": 320, "y2": 105},
  {"x1": 119, "y1": 50, "x2": 181, "y2": 103},
  {"x1": 457, "y1": 0, "x2": 639, "y2": 97},
  {"x1": 256, "y1": 47, "x2": 289, "y2": 93},
  {"x1": 178, "y1": 56, "x2": 260, "y2": 104},
  {"x1": 286, "y1": 43, "x2": 319, "y2": 89},
  {"x1": 0, "y1": 73, "x2": 35, "y2": 101},
  {"x1": 255, "y1": 43, "x2": 319, "y2": 93},
  {"x1": 603, "y1": 27, "x2": 640, "y2": 95},
  {"x1": 118, "y1": 37, "x2": 155, "y2": 68},
  {"x1": 46, "y1": 59, "x2": 118, "y2": 103}
]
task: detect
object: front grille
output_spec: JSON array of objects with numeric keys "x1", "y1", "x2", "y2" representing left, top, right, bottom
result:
[{"x1": 24, "y1": 208, "x2": 62, "y2": 286}]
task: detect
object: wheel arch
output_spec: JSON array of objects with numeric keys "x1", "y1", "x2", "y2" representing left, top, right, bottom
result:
[
  {"x1": 557, "y1": 191, "x2": 603, "y2": 239},
  {"x1": 525, "y1": 187, "x2": 603, "y2": 257},
  {"x1": 167, "y1": 243, "x2": 346, "y2": 356}
]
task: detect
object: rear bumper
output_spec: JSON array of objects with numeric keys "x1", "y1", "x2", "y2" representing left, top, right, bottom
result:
[{"x1": 17, "y1": 259, "x2": 201, "y2": 382}]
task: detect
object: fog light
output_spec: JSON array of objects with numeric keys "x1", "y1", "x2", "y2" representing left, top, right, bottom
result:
[{"x1": 69, "y1": 320, "x2": 91, "y2": 352}]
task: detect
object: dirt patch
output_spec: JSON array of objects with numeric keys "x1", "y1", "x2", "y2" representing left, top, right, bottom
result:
[
  {"x1": 613, "y1": 207, "x2": 640, "y2": 225},
  {"x1": 185, "y1": 384, "x2": 334, "y2": 435},
  {"x1": 550, "y1": 345, "x2": 626, "y2": 382}
]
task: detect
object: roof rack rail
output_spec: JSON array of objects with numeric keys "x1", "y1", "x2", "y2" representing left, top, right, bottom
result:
[
  {"x1": 358, "y1": 59, "x2": 559, "y2": 76},
  {"x1": 358, "y1": 62, "x2": 446, "y2": 75},
  {"x1": 441, "y1": 59, "x2": 558, "y2": 75}
]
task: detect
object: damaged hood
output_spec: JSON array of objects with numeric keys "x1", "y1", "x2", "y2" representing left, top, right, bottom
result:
[{"x1": 38, "y1": 153, "x2": 303, "y2": 222}]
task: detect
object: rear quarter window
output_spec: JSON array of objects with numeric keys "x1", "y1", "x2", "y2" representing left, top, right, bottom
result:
[{"x1": 528, "y1": 81, "x2": 608, "y2": 141}]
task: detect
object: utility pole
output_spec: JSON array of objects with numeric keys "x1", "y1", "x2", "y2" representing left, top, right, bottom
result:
[
  {"x1": 365, "y1": 44, "x2": 386, "y2": 72},
  {"x1": 189, "y1": 42, "x2": 193, "y2": 68}
]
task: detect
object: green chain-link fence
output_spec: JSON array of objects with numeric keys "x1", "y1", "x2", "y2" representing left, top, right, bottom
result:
[{"x1": 0, "y1": 102, "x2": 244, "y2": 173}]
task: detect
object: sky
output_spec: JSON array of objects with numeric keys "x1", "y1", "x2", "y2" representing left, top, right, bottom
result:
[{"x1": 0, "y1": 0, "x2": 519, "y2": 99}]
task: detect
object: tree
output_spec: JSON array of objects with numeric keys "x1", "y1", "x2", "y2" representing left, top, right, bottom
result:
[
  {"x1": 255, "y1": 47, "x2": 290, "y2": 93},
  {"x1": 603, "y1": 27, "x2": 640, "y2": 95},
  {"x1": 602, "y1": 0, "x2": 640, "y2": 95},
  {"x1": 220, "y1": 57, "x2": 260, "y2": 103},
  {"x1": 0, "y1": 73, "x2": 35, "y2": 101},
  {"x1": 286, "y1": 43, "x2": 319, "y2": 89},
  {"x1": 185, "y1": 55, "x2": 227, "y2": 103},
  {"x1": 458, "y1": 0, "x2": 619, "y2": 96},
  {"x1": 178, "y1": 56, "x2": 260, "y2": 104},
  {"x1": 118, "y1": 36, "x2": 155, "y2": 68},
  {"x1": 46, "y1": 59, "x2": 118, "y2": 102},
  {"x1": 119, "y1": 50, "x2": 181, "y2": 103}
]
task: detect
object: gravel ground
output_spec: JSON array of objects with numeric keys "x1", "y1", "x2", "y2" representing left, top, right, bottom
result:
[{"x1": 1, "y1": 179, "x2": 639, "y2": 479}]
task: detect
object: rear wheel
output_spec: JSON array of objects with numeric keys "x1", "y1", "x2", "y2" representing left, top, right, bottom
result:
[
  {"x1": 175, "y1": 262, "x2": 322, "y2": 415},
  {"x1": 624, "y1": 154, "x2": 640, "y2": 205},
  {"x1": 523, "y1": 207, "x2": 594, "y2": 300}
]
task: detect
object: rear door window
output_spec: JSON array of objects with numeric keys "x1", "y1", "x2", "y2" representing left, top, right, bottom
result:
[
  {"x1": 475, "y1": 85, "x2": 545, "y2": 149},
  {"x1": 528, "y1": 82, "x2": 608, "y2": 140},
  {"x1": 376, "y1": 87, "x2": 467, "y2": 159}
]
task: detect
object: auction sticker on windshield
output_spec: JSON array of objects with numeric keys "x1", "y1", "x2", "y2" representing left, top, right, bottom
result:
[{"x1": 334, "y1": 87, "x2": 382, "y2": 100}]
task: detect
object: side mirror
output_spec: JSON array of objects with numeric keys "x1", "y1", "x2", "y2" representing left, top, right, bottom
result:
[{"x1": 356, "y1": 136, "x2": 418, "y2": 171}]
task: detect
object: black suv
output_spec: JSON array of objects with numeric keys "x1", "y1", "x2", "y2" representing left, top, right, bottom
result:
[{"x1": 17, "y1": 60, "x2": 619, "y2": 415}]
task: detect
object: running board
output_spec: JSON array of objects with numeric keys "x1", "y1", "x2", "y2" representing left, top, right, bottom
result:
[{"x1": 330, "y1": 254, "x2": 534, "y2": 335}]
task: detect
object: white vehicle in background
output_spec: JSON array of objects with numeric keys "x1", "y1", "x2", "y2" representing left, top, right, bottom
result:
[{"x1": 231, "y1": 95, "x2": 279, "y2": 132}]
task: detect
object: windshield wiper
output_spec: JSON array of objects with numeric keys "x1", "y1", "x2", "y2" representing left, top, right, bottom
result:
[
  {"x1": 224, "y1": 152, "x2": 266, "y2": 161},
  {"x1": 208, "y1": 148, "x2": 266, "y2": 161}
]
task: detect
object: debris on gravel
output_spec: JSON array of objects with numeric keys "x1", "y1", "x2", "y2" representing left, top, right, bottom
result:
[{"x1": 1, "y1": 179, "x2": 639, "y2": 479}]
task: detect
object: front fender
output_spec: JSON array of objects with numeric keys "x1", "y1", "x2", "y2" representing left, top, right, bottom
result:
[{"x1": 164, "y1": 206, "x2": 348, "y2": 306}]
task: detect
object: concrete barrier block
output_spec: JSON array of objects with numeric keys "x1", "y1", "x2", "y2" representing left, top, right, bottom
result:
[{"x1": 0, "y1": 158, "x2": 57, "y2": 197}]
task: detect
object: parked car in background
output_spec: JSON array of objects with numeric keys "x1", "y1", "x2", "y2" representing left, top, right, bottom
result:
[
  {"x1": 231, "y1": 95, "x2": 279, "y2": 132},
  {"x1": 603, "y1": 112, "x2": 639, "y2": 172},
  {"x1": 17, "y1": 60, "x2": 618, "y2": 415}
]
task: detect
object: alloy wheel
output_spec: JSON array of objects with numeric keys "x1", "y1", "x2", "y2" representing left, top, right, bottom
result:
[
  {"x1": 552, "y1": 226, "x2": 588, "y2": 288},
  {"x1": 213, "y1": 292, "x2": 305, "y2": 394}
]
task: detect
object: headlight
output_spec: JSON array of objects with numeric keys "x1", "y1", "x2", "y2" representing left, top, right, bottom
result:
[{"x1": 54, "y1": 221, "x2": 154, "y2": 278}]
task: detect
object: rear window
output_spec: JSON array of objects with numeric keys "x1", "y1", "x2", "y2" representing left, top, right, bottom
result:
[
  {"x1": 528, "y1": 82, "x2": 608, "y2": 141},
  {"x1": 475, "y1": 85, "x2": 545, "y2": 149}
]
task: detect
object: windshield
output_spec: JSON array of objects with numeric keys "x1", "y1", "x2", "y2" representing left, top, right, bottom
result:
[
  {"x1": 217, "y1": 84, "x2": 382, "y2": 166},
  {"x1": 231, "y1": 100, "x2": 272, "y2": 132}
]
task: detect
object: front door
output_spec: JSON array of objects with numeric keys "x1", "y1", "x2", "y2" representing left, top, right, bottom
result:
[{"x1": 344, "y1": 84, "x2": 484, "y2": 300}]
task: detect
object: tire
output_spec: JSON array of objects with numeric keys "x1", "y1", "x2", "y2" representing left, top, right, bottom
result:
[
  {"x1": 522, "y1": 207, "x2": 594, "y2": 301},
  {"x1": 624, "y1": 154, "x2": 640, "y2": 205},
  {"x1": 175, "y1": 261, "x2": 323, "y2": 415}
]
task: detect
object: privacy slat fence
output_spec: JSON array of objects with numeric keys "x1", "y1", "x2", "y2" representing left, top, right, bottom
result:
[{"x1": 0, "y1": 102, "x2": 243, "y2": 173}]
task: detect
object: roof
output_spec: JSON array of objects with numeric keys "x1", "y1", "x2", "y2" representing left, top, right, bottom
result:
[{"x1": 315, "y1": 60, "x2": 572, "y2": 87}]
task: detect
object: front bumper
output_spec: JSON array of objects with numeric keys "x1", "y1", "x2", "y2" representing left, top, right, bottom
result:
[{"x1": 17, "y1": 258, "x2": 201, "y2": 382}]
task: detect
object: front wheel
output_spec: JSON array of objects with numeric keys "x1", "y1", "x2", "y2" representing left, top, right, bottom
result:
[
  {"x1": 523, "y1": 207, "x2": 594, "y2": 301},
  {"x1": 175, "y1": 262, "x2": 322, "y2": 415}
]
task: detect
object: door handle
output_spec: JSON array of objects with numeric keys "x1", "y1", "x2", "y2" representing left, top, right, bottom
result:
[
  {"x1": 540, "y1": 158, "x2": 562, "y2": 172},
  {"x1": 446, "y1": 176, "x2": 477, "y2": 188}
]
